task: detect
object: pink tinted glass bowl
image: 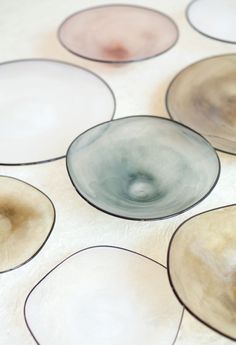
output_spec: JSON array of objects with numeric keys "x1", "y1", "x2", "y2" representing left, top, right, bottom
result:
[{"x1": 58, "y1": 4, "x2": 179, "y2": 63}]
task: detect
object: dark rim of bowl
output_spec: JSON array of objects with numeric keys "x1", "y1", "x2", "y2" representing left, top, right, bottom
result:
[
  {"x1": 66, "y1": 115, "x2": 221, "y2": 221},
  {"x1": 57, "y1": 3, "x2": 179, "y2": 64},
  {"x1": 186, "y1": 0, "x2": 236, "y2": 45},
  {"x1": 167, "y1": 203, "x2": 236, "y2": 341},
  {"x1": 0, "y1": 175, "x2": 56, "y2": 274},
  {"x1": 0, "y1": 58, "x2": 116, "y2": 166},
  {"x1": 23, "y1": 245, "x2": 184, "y2": 345},
  {"x1": 165, "y1": 53, "x2": 236, "y2": 156}
]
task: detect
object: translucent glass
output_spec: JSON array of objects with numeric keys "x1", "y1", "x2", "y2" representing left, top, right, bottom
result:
[
  {"x1": 168, "y1": 204, "x2": 236, "y2": 341},
  {"x1": 25, "y1": 246, "x2": 183, "y2": 345},
  {"x1": 58, "y1": 5, "x2": 178, "y2": 63},
  {"x1": 166, "y1": 54, "x2": 236, "y2": 155},
  {"x1": 0, "y1": 176, "x2": 55, "y2": 273},
  {"x1": 66, "y1": 116, "x2": 220, "y2": 220},
  {"x1": 187, "y1": 0, "x2": 236, "y2": 43},
  {"x1": 0, "y1": 59, "x2": 115, "y2": 164}
]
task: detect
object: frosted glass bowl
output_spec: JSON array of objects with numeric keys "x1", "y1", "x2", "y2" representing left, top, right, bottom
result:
[
  {"x1": 187, "y1": 0, "x2": 236, "y2": 44},
  {"x1": 66, "y1": 116, "x2": 220, "y2": 220},
  {"x1": 24, "y1": 246, "x2": 183, "y2": 345},
  {"x1": 0, "y1": 175, "x2": 55, "y2": 273},
  {"x1": 58, "y1": 4, "x2": 178, "y2": 63},
  {"x1": 166, "y1": 54, "x2": 236, "y2": 155},
  {"x1": 168, "y1": 204, "x2": 236, "y2": 340},
  {"x1": 0, "y1": 59, "x2": 115, "y2": 164}
]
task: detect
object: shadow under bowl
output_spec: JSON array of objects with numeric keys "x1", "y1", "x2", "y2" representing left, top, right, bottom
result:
[
  {"x1": 66, "y1": 116, "x2": 220, "y2": 221},
  {"x1": 168, "y1": 204, "x2": 236, "y2": 341}
]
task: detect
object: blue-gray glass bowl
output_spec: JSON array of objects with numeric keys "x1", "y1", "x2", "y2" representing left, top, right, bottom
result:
[{"x1": 66, "y1": 116, "x2": 220, "y2": 221}]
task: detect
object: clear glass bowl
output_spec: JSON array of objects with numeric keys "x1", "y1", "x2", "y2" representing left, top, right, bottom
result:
[
  {"x1": 0, "y1": 59, "x2": 115, "y2": 165},
  {"x1": 187, "y1": 0, "x2": 236, "y2": 44},
  {"x1": 24, "y1": 246, "x2": 183, "y2": 345}
]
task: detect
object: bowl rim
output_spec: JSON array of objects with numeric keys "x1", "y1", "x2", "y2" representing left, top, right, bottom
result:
[
  {"x1": 0, "y1": 174, "x2": 56, "y2": 274},
  {"x1": 186, "y1": 0, "x2": 236, "y2": 45},
  {"x1": 57, "y1": 3, "x2": 179, "y2": 64},
  {"x1": 66, "y1": 115, "x2": 221, "y2": 221},
  {"x1": 165, "y1": 53, "x2": 236, "y2": 155},
  {"x1": 0, "y1": 58, "x2": 116, "y2": 166},
  {"x1": 167, "y1": 203, "x2": 236, "y2": 341}
]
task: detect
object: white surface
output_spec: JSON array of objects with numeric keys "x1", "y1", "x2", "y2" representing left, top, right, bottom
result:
[
  {"x1": 0, "y1": 59, "x2": 115, "y2": 164},
  {"x1": 188, "y1": 0, "x2": 236, "y2": 43},
  {"x1": 25, "y1": 246, "x2": 182, "y2": 345},
  {"x1": 0, "y1": 0, "x2": 236, "y2": 344}
]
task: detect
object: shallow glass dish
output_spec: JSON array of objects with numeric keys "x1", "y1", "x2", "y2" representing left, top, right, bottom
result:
[
  {"x1": 0, "y1": 176, "x2": 55, "y2": 273},
  {"x1": 66, "y1": 116, "x2": 220, "y2": 221},
  {"x1": 24, "y1": 246, "x2": 183, "y2": 345},
  {"x1": 168, "y1": 204, "x2": 236, "y2": 341},
  {"x1": 166, "y1": 54, "x2": 236, "y2": 155},
  {"x1": 0, "y1": 59, "x2": 115, "y2": 165},
  {"x1": 58, "y1": 4, "x2": 179, "y2": 63},
  {"x1": 187, "y1": 0, "x2": 236, "y2": 44}
]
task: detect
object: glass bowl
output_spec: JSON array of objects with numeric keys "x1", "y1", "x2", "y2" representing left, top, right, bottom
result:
[
  {"x1": 168, "y1": 204, "x2": 236, "y2": 341},
  {"x1": 166, "y1": 54, "x2": 236, "y2": 155},
  {"x1": 66, "y1": 116, "x2": 220, "y2": 221},
  {"x1": 0, "y1": 175, "x2": 55, "y2": 273},
  {"x1": 24, "y1": 245, "x2": 183, "y2": 345},
  {"x1": 0, "y1": 59, "x2": 115, "y2": 165},
  {"x1": 187, "y1": 0, "x2": 236, "y2": 44},
  {"x1": 58, "y1": 4, "x2": 179, "y2": 63}
]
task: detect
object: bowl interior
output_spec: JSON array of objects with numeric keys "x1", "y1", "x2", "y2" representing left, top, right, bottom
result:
[
  {"x1": 67, "y1": 116, "x2": 219, "y2": 220},
  {"x1": 168, "y1": 205, "x2": 236, "y2": 340}
]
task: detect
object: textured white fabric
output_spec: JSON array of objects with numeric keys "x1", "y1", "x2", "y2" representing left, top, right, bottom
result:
[{"x1": 0, "y1": 0, "x2": 236, "y2": 344}]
